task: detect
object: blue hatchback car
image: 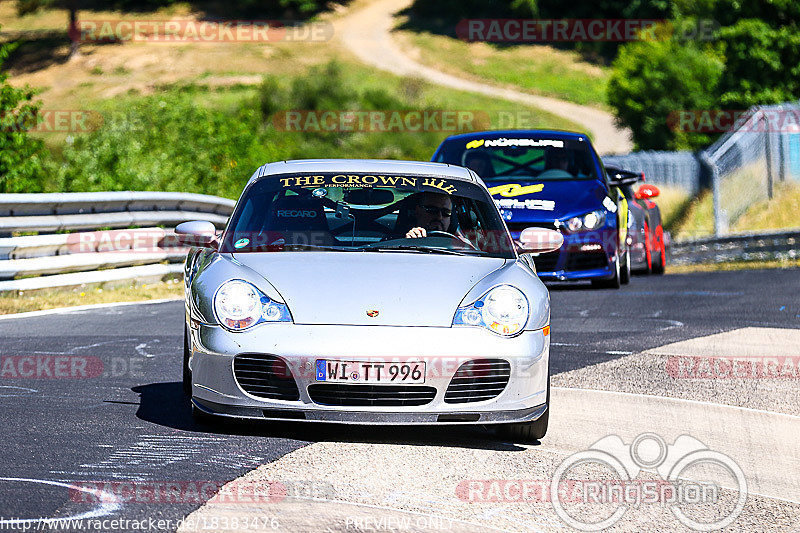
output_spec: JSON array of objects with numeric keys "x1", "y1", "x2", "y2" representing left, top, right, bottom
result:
[{"x1": 432, "y1": 130, "x2": 630, "y2": 288}]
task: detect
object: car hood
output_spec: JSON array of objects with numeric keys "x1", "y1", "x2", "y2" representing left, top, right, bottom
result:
[
  {"x1": 489, "y1": 178, "x2": 609, "y2": 222},
  {"x1": 230, "y1": 252, "x2": 507, "y2": 326}
]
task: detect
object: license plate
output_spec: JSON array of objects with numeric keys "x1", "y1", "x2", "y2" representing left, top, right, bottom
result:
[{"x1": 315, "y1": 360, "x2": 426, "y2": 384}]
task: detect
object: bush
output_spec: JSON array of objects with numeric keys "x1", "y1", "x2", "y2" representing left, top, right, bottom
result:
[
  {"x1": 55, "y1": 62, "x2": 447, "y2": 198},
  {"x1": 0, "y1": 37, "x2": 49, "y2": 193},
  {"x1": 607, "y1": 25, "x2": 723, "y2": 150}
]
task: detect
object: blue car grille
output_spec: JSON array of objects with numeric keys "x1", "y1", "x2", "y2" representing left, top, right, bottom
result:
[
  {"x1": 565, "y1": 250, "x2": 608, "y2": 271},
  {"x1": 233, "y1": 354, "x2": 301, "y2": 401},
  {"x1": 532, "y1": 251, "x2": 560, "y2": 272},
  {"x1": 444, "y1": 359, "x2": 511, "y2": 404}
]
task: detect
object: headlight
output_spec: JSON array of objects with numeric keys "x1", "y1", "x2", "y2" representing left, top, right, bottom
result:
[
  {"x1": 213, "y1": 280, "x2": 291, "y2": 331},
  {"x1": 453, "y1": 285, "x2": 529, "y2": 336},
  {"x1": 565, "y1": 210, "x2": 606, "y2": 232}
]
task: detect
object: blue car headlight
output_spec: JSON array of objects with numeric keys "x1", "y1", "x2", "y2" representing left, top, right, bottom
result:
[
  {"x1": 453, "y1": 285, "x2": 529, "y2": 336},
  {"x1": 213, "y1": 280, "x2": 291, "y2": 331},
  {"x1": 565, "y1": 210, "x2": 606, "y2": 232}
]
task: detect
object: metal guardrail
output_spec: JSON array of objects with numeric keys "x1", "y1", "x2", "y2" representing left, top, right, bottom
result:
[
  {"x1": 0, "y1": 192, "x2": 234, "y2": 292},
  {"x1": 669, "y1": 228, "x2": 800, "y2": 265}
]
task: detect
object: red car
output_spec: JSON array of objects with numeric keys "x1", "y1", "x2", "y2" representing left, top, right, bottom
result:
[{"x1": 606, "y1": 166, "x2": 667, "y2": 275}]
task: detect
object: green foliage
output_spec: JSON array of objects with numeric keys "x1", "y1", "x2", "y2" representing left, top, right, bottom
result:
[
  {"x1": 607, "y1": 25, "x2": 723, "y2": 150},
  {"x1": 0, "y1": 35, "x2": 48, "y2": 193},
  {"x1": 715, "y1": 19, "x2": 800, "y2": 108},
  {"x1": 55, "y1": 62, "x2": 446, "y2": 198}
]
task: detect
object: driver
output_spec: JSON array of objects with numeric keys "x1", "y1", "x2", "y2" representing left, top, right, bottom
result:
[
  {"x1": 405, "y1": 192, "x2": 452, "y2": 239},
  {"x1": 545, "y1": 149, "x2": 570, "y2": 172},
  {"x1": 463, "y1": 150, "x2": 493, "y2": 177}
]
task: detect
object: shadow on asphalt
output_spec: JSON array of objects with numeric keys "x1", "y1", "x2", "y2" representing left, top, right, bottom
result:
[{"x1": 131, "y1": 382, "x2": 534, "y2": 451}]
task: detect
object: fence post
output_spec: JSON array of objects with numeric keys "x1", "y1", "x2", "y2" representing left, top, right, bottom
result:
[
  {"x1": 702, "y1": 152, "x2": 724, "y2": 237},
  {"x1": 764, "y1": 112, "x2": 774, "y2": 199}
]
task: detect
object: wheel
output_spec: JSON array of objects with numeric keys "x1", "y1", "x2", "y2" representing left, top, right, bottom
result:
[
  {"x1": 620, "y1": 245, "x2": 631, "y2": 285},
  {"x1": 497, "y1": 381, "x2": 550, "y2": 443},
  {"x1": 182, "y1": 326, "x2": 192, "y2": 396},
  {"x1": 191, "y1": 402, "x2": 215, "y2": 425},
  {"x1": 643, "y1": 221, "x2": 653, "y2": 274},
  {"x1": 652, "y1": 227, "x2": 666, "y2": 275},
  {"x1": 591, "y1": 253, "x2": 621, "y2": 289}
]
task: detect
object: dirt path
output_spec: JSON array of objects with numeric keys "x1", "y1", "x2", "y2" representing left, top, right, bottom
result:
[{"x1": 335, "y1": 0, "x2": 633, "y2": 155}]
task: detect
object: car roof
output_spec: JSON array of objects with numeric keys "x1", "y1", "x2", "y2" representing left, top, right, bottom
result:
[
  {"x1": 439, "y1": 129, "x2": 589, "y2": 143},
  {"x1": 250, "y1": 159, "x2": 479, "y2": 185}
]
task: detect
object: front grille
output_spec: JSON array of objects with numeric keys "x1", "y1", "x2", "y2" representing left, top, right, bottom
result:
[
  {"x1": 307, "y1": 384, "x2": 436, "y2": 406},
  {"x1": 565, "y1": 250, "x2": 608, "y2": 271},
  {"x1": 444, "y1": 359, "x2": 511, "y2": 404},
  {"x1": 532, "y1": 251, "x2": 560, "y2": 272},
  {"x1": 233, "y1": 354, "x2": 300, "y2": 401},
  {"x1": 506, "y1": 222, "x2": 558, "y2": 233}
]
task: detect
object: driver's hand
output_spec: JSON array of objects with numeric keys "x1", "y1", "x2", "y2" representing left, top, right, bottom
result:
[{"x1": 406, "y1": 227, "x2": 426, "y2": 238}]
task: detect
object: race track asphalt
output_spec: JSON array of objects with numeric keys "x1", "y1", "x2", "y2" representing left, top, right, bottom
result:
[{"x1": 0, "y1": 268, "x2": 797, "y2": 530}]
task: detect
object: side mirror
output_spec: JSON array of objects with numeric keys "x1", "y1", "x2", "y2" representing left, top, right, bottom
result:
[
  {"x1": 635, "y1": 184, "x2": 660, "y2": 200},
  {"x1": 518, "y1": 227, "x2": 564, "y2": 254},
  {"x1": 175, "y1": 220, "x2": 219, "y2": 248}
]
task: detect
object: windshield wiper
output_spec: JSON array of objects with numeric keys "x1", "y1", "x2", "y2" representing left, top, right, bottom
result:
[{"x1": 366, "y1": 245, "x2": 471, "y2": 256}]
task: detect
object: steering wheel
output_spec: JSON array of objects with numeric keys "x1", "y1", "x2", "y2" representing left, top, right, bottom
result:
[{"x1": 426, "y1": 230, "x2": 479, "y2": 250}]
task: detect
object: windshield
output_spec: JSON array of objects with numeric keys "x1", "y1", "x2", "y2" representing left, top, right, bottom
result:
[
  {"x1": 434, "y1": 136, "x2": 600, "y2": 182},
  {"x1": 220, "y1": 172, "x2": 515, "y2": 258}
]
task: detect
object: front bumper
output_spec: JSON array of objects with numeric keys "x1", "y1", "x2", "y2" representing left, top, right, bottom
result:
[
  {"x1": 189, "y1": 323, "x2": 549, "y2": 425},
  {"x1": 511, "y1": 228, "x2": 617, "y2": 281}
]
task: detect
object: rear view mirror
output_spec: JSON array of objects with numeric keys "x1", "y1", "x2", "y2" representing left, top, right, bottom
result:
[
  {"x1": 518, "y1": 227, "x2": 564, "y2": 254},
  {"x1": 635, "y1": 184, "x2": 660, "y2": 199},
  {"x1": 175, "y1": 220, "x2": 219, "y2": 248},
  {"x1": 343, "y1": 188, "x2": 395, "y2": 205}
]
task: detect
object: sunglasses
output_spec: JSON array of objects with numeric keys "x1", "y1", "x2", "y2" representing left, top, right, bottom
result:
[{"x1": 420, "y1": 205, "x2": 452, "y2": 217}]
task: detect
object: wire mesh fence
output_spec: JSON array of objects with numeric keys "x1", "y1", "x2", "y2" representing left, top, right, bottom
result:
[
  {"x1": 704, "y1": 103, "x2": 800, "y2": 236},
  {"x1": 602, "y1": 151, "x2": 706, "y2": 194}
]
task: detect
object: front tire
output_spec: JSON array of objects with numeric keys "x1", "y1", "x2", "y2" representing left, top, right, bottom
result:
[
  {"x1": 182, "y1": 327, "x2": 192, "y2": 396},
  {"x1": 497, "y1": 382, "x2": 550, "y2": 443},
  {"x1": 592, "y1": 253, "x2": 621, "y2": 289},
  {"x1": 652, "y1": 227, "x2": 666, "y2": 275},
  {"x1": 191, "y1": 403, "x2": 215, "y2": 425},
  {"x1": 620, "y1": 245, "x2": 631, "y2": 285}
]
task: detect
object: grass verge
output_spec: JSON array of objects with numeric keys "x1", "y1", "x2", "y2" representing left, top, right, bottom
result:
[
  {"x1": 667, "y1": 259, "x2": 800, "y2": 274},
  {"x1": 0, "y1": 279, "x2": 183, "y2": 315},
  {"x1": 393, "y1": 30, "x2": 610, "y2": 108}
]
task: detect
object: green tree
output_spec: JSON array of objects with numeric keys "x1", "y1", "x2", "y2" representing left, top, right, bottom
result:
[
  {"x1": 0, "y1": 35, "x2": 47, "y2": 193},
  {"x1": 607, "y1": 26, "x2": 723, "y2": 150}
]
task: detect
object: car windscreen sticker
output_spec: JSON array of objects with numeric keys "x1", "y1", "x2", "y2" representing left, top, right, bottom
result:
[
  {"x1": 312, "y1": 188, "x2": 327, "y2": 197},
  {"x1": 488, "y1": 183, "x2": 544, "y2": 197},
  {"x1": 277, "y1": 210, "x2": 318, "y2": 218},
  {"x1": 494, "y1": 198, "x2": 555, "y2": 211},
  {"x1": 234, "y1": 238, "x2": 250, "y2": 248},
  {"x1": 278, "y1": 174, "x2": 458, "y2": 194},
  {"x1": 466, "y1": 138, "x2": 564, "y2": 149},
  {"x1": 603, "y1": 196, "x2": 618, "y2": 213}
]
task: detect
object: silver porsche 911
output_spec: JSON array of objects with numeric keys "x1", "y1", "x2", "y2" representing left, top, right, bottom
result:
[{"x1": 176, "y1": 159, "x2": 563, "y2": 441}]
